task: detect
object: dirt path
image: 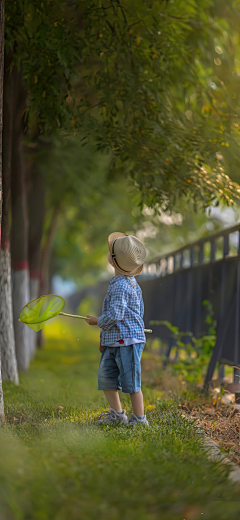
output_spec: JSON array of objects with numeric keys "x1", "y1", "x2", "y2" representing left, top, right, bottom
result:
[{"x1": 180, "y1": 403, "x2": 240, "y2": 467}]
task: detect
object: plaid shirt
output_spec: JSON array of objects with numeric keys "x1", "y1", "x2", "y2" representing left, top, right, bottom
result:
[{"x1": 97, "y1": 275, "x2": 146, "y2": 346}]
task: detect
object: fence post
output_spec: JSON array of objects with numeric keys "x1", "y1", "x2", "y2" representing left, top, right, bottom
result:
[
  {"x1": 234, "y1": 368, "x2": 240, "y2": 383},
  {"x1": 210, "y1": 240, "x2": 216, "y2": 262},
  {"x1": 218, "y1": 365, "x2": 225, "y2": 381},
  {"x1": 186, "y1": 247, "x2": 195, "y2": 333},
  {"x1": 217, "y1": 249, "x2": 227, "y2": 379},
  {"x1": 180, "y1": 252, "x2": 184, "y2": 269},
  {"x1": 196, "y1": 244, "x2": 203, "y2": 338},
  {"x1": 209, "y1": 240, "x2": 216, "y2": 294},
  {"x1": 223, "y1": 234, "x2": 229, "y2": 257},
  {"x1": 204, "y1": 294, "x2": 236, "y2": 388},
  {"x1": 173, "y1": 255, "x2": 176, "y2": 272},
  {"x1": 234, "y1": 231, "x2": 240, "y2": 374},
  {"x1": 186, "y1": 271, "x2": 193, "y2": 332},
  {"x1": 165, "y1": 257, "x2": 168, "y2": 276},
  {"x1": 159, "y1": 259, "x2": 162, "y2": 277},
  {"x1": 199, "y1": 243, "x2": 204, "y2": 264},
  {"x1": 190, "y1": 247, "x2": 195, "y2": 266},
  {"x1": 158, "y1": 260, "x2": 161, "y2": 277}
]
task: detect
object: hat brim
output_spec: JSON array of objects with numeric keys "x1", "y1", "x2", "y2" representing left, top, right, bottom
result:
[{"x1": 108, "y1": 232, "x2": 144, "y2": 277}]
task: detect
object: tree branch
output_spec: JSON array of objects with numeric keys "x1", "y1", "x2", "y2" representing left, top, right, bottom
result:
[{"x1": 115, "y1": 0, "x2": 127, "y2": 25}]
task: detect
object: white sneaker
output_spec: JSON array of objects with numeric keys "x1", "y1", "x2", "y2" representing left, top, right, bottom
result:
[
  {"x1": 95, "y1": 408, "x2": 128, "y2": 425},
  {"x1": 128, "y1": 413, "x2": 149, "y2": 426}
]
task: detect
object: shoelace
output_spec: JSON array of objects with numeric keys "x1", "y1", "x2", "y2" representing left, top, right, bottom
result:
[
  {"x1": 95, "y1": 410, "x2": 115, "y2": 421},
  {"x1": 128, "y1": 415, "x2": 137, "y2": 424},
  {"x1": 128, "y1": 414, "x2": 145, "y2": 424}
]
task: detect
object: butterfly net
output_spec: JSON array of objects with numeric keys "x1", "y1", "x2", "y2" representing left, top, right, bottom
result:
[{"x1": 19, "y1": 295, "x2": 65, "y2": 331}]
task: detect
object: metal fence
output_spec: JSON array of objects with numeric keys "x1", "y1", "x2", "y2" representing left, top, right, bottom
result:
[{"x1": 137, "y1": 223, "x2": 240, "y2": 385}]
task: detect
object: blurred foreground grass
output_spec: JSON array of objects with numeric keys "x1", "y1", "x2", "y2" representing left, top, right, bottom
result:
[{"x1": 1, "y1": 318, "x2": 240, "y2": 520}]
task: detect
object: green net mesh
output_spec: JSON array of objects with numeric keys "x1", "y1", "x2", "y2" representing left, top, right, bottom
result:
[{"x1": 19, "y1": 295, "x2": 65, "y2": 331}]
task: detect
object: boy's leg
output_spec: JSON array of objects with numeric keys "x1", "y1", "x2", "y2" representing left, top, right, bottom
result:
[
  {"x1": 115, "y1": 343, "x2": 148, "y2": 425},
  {"x1": 103, "y1": 390, "x2": 122, "y2": 412},
  {"x1": 96, "y1": 348, "x2": 128, "y2": 423},
  {"x1": 129, "y1": 390, "x2": 144, "y2": 417}
]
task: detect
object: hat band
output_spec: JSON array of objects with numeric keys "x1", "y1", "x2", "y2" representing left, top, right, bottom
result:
[{"x1": 112, "y1": 239, "x2": 131, "y2": 273}]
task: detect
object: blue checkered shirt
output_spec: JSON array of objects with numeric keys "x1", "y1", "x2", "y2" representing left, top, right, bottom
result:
[{"x1": 97, "y1": 275, "x2": 146, "y2": 346}]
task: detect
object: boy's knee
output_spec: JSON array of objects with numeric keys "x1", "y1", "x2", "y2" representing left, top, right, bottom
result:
[
  {"x1": 98, "y1": 374, "x2": 122, "y2": 391},
  {"x1": 98, "y1": 374, "x2": 110, "y2": 389}
]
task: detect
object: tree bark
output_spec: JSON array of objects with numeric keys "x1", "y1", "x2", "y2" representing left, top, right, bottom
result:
[
  {"x1": 0, "y1": 250, "x2": 19, "y2": 382},
  {"x1": 11, "y1": 68, "x2": 30, "y2": 371},
  {"x1": 28, "y1": 162, "x2": 45, "y2": 356},
  {"x1": 40, "y1": 204, "x2": 60, "y2": 294},
  {"x1": 0, "y1": 57, "x2": 19, "y2": 383},
  {"x1": 37, "y1": 204, "x2": 59, "y2": 348},
  {"x1": 0, "y1": 0, "x2": 5, "y2": 423}
]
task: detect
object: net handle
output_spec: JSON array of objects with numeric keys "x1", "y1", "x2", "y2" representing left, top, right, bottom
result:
[
  {"x1": 59, "y1": 312, "x2": 87, "y2": 319},
  {"x1": 59, "y1": 312, "x2": 152, "y2": 332}
]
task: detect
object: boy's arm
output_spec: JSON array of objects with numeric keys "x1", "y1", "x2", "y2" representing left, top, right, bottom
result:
[
  {"x1": 140, "y1": 296, "x2": 144, "y2": 320},
  {"x1": 137, "y1": 284, "x2": 144, "y2": 319},
  {"x1": 97, "y1": 286, "x2": 129, "y2": 330}
]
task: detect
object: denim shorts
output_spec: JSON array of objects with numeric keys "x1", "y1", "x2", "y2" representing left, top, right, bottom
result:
[{"x1": 98, "y1": 343, "x2": 145, "y2": 393}]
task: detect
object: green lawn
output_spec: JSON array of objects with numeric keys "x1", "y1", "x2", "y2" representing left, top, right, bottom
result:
[{"x1": 1, "y1": 318, "x2": 240, "y2": 520}]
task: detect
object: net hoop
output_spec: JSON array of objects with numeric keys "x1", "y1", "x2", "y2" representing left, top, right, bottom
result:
[{"x1": 19, "y1": 294, "x2": 65, "y2": 325}]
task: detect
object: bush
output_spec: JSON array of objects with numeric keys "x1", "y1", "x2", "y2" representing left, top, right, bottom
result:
[{"x1": 150, "y1": 300, "x2": 217, "y2": 382}]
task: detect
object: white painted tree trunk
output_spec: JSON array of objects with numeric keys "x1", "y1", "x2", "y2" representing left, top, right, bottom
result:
[
  {"x1": 0, "y1": 249, "x2": 19, "y2": 383},
  {"x1": 29, "y1": 277, "x2": 39, "y2": 358},
  {"x1": 0, "y1": 0, "x2": 5, "y2": 423},
  {"x1": 0, "y1": 354, "x2": 4, "y2": 423},
  {"x1": 12, "y1": 269, "x2": 30, "y2": 371}
]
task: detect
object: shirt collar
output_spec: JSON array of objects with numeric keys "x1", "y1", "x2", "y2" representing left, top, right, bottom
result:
[
  {"x1": 109, "y1": 275, "x2": 125, "y2": 284},
  {"x1": 109, "y1": 275, "x2": 135, "y2": 285}
]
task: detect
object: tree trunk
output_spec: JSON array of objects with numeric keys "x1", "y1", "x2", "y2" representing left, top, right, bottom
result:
[
  {"x1": 0, "y1": 0, "x2": 5, "y2": 423},
  {"x1": 28, "y1": 163, "x2": 45, "y2": 356},
  {"x1": 11, "y1": 69, "x2": 30, "y2": 371},
  {"x1": 37, "y1": 204, "x2": 59, "y2": 348},
  {"x1": 0, "y1": 250, "x2": 19, "y2": 382},
  {"x1": 0, "y1": 57, "x2": 18, "y2": 383},
  {"x1": 40, "y1": 204, "x2": 60, "y2": 294},
  {"x1": 12, "y1": 269, "x2": 30, "y2": 370},
  {"x1": 0, "y1": 354, "x2": 4, "y2": 424}
]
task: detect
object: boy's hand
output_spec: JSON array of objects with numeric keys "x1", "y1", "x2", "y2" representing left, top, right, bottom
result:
[{"x1": 85, "y1": 315, "x2": 98, "y2": 326}]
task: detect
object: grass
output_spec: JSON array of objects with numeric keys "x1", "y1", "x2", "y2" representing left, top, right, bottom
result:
[{"x1": 1, "y1": 318, "x2": 240, "y2": 520}]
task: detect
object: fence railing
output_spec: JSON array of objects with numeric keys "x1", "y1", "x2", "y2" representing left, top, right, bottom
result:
[
  {"x1": 138, "y1": 222, "x2": 240, "y2": 387},
  {"x1": 140, "y1": 222, "x2": 240, "y2": 279}
]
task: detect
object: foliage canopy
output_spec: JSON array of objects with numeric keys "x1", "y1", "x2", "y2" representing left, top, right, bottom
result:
[{"x1": 5, "y1": 0, "x2": 240, "y2": 211}]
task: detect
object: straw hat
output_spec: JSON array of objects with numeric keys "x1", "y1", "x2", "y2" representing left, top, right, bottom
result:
[{"x1": 108, "y1": 232, "x2": 147, "y2": 276}]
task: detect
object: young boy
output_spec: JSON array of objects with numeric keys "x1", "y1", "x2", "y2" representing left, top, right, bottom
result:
[{"x1": 85, "y1": 231, "x2": 148, "y2": 426}]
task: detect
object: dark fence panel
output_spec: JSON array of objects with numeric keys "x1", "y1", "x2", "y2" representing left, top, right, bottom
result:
[
  {"x1": 220, "y1": 260, "x2": 238, "y2": 365},
  {"x1": 138, "y1": 255, "x2": 240, "y2": 374}
]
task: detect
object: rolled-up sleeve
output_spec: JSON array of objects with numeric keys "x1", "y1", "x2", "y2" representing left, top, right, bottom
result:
[{"x1": 97, "y1": 286, "x2": 129, "y2": 330}]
